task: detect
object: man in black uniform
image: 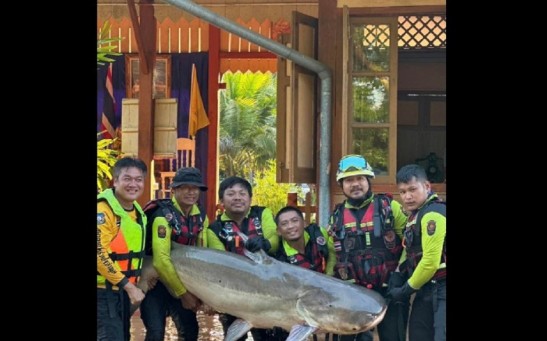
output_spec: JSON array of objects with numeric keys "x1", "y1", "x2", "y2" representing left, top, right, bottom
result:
[{"x1": 388, "y1": 164, "x2": 446, "y2": 341}]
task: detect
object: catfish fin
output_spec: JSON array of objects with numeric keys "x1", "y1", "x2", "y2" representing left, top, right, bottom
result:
[
  {"x1": 237, "y1": 232, "x2": 271, "y2": 264},
  {"x1": 286, "y1": 324, "x2": 317, "y2": 341},
  {"x1": 242, "y1": 248, "x2": 271, "y2": 264},
  {"x1": 225, "y1": 318, "x2": 252, "y2": 341}
]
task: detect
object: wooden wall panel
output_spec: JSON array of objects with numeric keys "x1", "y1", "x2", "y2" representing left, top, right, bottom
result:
[
  {"x1": 247, "y1": 19, "x2": 260, "y2": 52},
  {"x1": 170, "y1": 19, "x2": 184, "y2": 53},
  {"x1": 224, "y1": 6, "x2": 241, "y2": 26},
  {"x1": 398, "y1": 100, "x2": 420, "y2": 125},
  {"x1": 189, "y1": 19, "x2": 202, "y2": 52},
  {"x1": 200, "y1": 21, "x2": 210, "y2": 52},
  {"x1": 259, "y1": 19, "x2": 272, "y2": 52},
  {"x1": 430, "y1": 101, "x2": 446, "y2": 126},
  {"x1": 97, "y1": 4, "x2": 316, "y2": 70},
  {"x1": 236, "y1": 19, "x2": 250, "y2": 52},
  {"x1": 219, "y1": 59, "x2": 277, "y2": 74},
  {"x1": 97, "y1": 12, "x2": 318, "y2": 55},
  {"x1": 180, "y1": 19, "x2": 190, "y2": 53},
  {"x1": 249, "y1": 59, "x2": 260, "y2": 71},
  {"x1": 239, "y1": 5, "x2": 256, "y2": 25},
  {"x1": 220, "y1": 29, "x2": 231, "y2": 52},
  {"x1": 398, "y1": 62, "x2": 446, "y2": 91},
  {"x1": 158, "y1": 18, "x2": 173, "y2": 53},
  {"x1": 122, "y1": 18, "x2": 136, "y2": 53},
  {"x1": 338, "y1": 0, "x2": 444, "y2": 7}
]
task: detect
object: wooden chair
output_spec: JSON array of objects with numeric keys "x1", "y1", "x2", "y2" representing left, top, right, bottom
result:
[
  {"x1": 157, "y1": 138, "x2": 196, "y2": 198},
  {"x1": 175, "y1": 137, "x2": 196, "y2": 169},
  {"x1": 159, "y1": 171, "x2": 176, "y2": 199}
]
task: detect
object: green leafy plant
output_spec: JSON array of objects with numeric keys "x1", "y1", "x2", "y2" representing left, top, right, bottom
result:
[
  {"x1": 97, "y1": 21, "x2": 123, "y2": 192},
  {"x1": 219, "y1": 72, "x2": 277, "y2": 179},
  {"x1": 97, "y1": 20, "x2": 122, "y2": 66},
  {"x1": 251, "y1": 160, "x2": 292, "y2": 216},
  {"x1": 97, "y1": 132, "x2": 120, "y2": 191}
]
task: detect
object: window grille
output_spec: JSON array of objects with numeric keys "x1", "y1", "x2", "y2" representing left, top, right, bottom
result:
[{"x1": 398, "y1": 16, "x2": 446, "y2": 49}]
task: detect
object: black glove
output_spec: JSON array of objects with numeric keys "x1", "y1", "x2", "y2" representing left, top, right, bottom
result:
[
  {"x1": 387, "y1": 271, "x2": 407, "y2": 290},
  {"x1": 245, "y1": 237, "x2": 271, "y2": 252},
  {"x1": 387, "y1": 281, "x2": 416, "y2": 302}
]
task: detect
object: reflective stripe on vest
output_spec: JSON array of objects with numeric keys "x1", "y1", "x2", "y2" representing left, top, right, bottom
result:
[{"x1": 332, "y1": 197, "x2": 402, "y2": 288}]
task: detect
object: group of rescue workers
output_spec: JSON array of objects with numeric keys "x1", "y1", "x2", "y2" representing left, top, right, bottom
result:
[{"x1": 97, "y1": 154, "x2": 446, "y2": 341}]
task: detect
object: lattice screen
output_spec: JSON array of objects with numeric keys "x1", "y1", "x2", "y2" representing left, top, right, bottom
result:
[
  {"x1": 398, "y1": 16, "x2": 446, "y2": 49},
  {"x1": 363, "y1": 25, "x2": 391, "y2": 49}
]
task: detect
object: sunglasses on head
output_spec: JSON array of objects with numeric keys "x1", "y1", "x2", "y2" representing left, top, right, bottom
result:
[{"x1": 339, "y1": 155, "x2": 367, "y2": 172}]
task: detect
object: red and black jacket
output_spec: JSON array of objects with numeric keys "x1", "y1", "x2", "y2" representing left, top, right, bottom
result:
[
  {"x1": 209, "y1": 205, "x2": 265, "y2": 255},
  {"x1": 329, "y1": 194, "x2": 402, "y2": 289},
  {"x1": 275, "y1": 223, "x2": 329, "y2": 273}
]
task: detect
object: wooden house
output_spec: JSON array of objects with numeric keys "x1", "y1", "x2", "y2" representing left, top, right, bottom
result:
[{"x1": 97, "y1": 0, "x2": 446, "y2": 225}]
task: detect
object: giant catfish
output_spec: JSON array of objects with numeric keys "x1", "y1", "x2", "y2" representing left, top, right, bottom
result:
[{"x1": 137, "y1": 243, "x2": 386, "y2": 341}]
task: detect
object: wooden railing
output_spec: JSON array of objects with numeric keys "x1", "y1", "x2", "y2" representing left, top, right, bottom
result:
[{"x1": 286, "y1": 192, "x2": 316, "y2": 225}]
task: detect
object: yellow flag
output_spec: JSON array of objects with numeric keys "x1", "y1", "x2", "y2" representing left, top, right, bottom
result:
[{"x1": 188, "y1": 64, "x2": 210, "y2": 137}]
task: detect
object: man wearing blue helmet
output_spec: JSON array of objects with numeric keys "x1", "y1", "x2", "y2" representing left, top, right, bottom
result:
[{"x1": 327, "y1": 154, "x2": 409, "y2": 341}]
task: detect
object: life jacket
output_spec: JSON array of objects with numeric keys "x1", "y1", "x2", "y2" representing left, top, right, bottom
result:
[
  {"x1": 142, "y1": 199, "x2": 207, "y2": 254},
  {"x1": 401, "y1": 195, "x2": 446, "y2": 280},
  {"x1": 209, "y1": 205, "x2": 266, "y2": 255},
  {"x1": 97, "y1": 189, "x2": 147, "y2": 285},
  {"x1": 329, "y1": 193, "x2": 402, "y2": 289},
  {"x1": 276, "y1": 224, "x2": 329, "y2": 273}
]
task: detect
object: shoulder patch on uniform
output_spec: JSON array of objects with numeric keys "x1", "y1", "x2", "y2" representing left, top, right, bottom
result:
[
  {"x1": 427, "y1": 220, "x2": 436, "y2": 236},
  {"x1": 158, "y1": 225, "x2": 167, "y2": 238},
  {"x1": 97, "y1": 212, "x2": 106, "y2": 225},
  {"x1": 316, "y1": 236, "x2": 326, "y2": 246}
]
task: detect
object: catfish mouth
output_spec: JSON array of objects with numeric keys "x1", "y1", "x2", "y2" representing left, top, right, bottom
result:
[
  {"x1": 366, "y1": 304, "x2": 388, "y2": 331},
  {"x1": 342, "y1": 304, "x2": 389, "y2": 334},
  {"x1": 319, "y1": 304, "x2": 388, "y2": 335}
]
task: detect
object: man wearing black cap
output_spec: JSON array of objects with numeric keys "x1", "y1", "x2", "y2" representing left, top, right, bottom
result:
[{"x1": 139, "y1": 167, "x2": 209, "y2": 341}]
